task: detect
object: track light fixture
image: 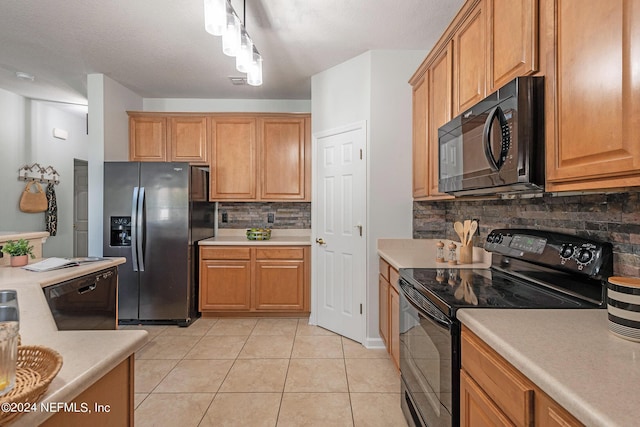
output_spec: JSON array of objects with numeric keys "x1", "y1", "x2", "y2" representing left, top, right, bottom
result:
[{"x1": 204, "y1": 0, "x2": 262, "y2": 86}]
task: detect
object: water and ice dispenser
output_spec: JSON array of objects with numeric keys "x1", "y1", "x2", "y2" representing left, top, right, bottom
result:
[{"x1": 110, "y1": 216, "x2": 132, "y2": 246}]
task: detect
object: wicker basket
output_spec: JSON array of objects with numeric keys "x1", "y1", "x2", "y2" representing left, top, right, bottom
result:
[
  {"x1": 0, "y1": 345, "x2": 63, "y2": 424},
  {"x1": 246, "y1": 228, "x2": 272, "y2": 241}
]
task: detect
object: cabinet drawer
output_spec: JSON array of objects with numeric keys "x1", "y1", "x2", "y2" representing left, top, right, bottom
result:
[
  {"x1": 389, "y1": 267, "x2": 400, "y2": 292},
  {"x1": 461, "y1": 327, "x2": 533, "y2": 426},
  {"x1": 200, "y1": 247, "x2": 251, "y2": 260},
  {"x1": 379, "y1": 258, "x2": 390, "y2": 281},
  {"x1": 256, "y1": 248, "x2": 304, "y2": 260}
]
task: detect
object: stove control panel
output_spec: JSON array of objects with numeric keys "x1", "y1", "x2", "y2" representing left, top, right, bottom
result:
[{"x1": 485, "y1": 229, "x2": 613, "y2": 278}]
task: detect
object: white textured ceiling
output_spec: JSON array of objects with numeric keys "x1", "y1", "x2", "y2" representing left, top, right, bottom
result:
[{"x1": 0, "y1": 0, "x2": 464, "y2": 105}]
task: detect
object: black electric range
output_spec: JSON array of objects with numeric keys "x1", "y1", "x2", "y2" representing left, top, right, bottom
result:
[{"x1": 398, "y1": 228, "x2": 613, "y2": 427}]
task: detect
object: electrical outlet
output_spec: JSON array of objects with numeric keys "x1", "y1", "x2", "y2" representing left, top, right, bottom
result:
[
  {"x1": 221, "y1": 212, "x2": 228, "y2": 223},
  {"x1": 268, "y1": 213, "x2": 275, "y2": 223}
]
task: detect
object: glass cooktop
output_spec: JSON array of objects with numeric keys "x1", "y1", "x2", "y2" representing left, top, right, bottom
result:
[{"x1": 399, "y1": 267, "x2": 603, "y2": 318}]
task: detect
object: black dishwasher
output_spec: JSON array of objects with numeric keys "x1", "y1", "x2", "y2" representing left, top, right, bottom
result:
[{"x1": 43, "y1": 267, "x2": 118, "y2": 330}]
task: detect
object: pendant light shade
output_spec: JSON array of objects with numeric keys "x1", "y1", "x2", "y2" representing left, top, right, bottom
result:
[
  {"x1": 247, "y1": 49, "x2": 263, "y2": 86},
  {"x1": 236, "y1": 30, "x2": 253, "y2": 72},
  {"x1": 222, "y1": 11, "x2": 241, "y2": 56},
  {"x1": 204, "y1": 0, "x2": 226, "y2": 36}
]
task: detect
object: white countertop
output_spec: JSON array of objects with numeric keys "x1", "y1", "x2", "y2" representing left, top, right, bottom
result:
[
  {"x1": 458, "y1": 309, "x2": 640, "y2": 427},
  {"x1": 200, "y1": 229, "x2": 311, "y2": 246},
  {"x1": 377, "y1": 238, "x2": 491, "y2": 270},
  {"x1": 0, "y1": 232, "x2": 50, "y2": 242},
  {"x1": 0, "y1": 258, "x2": 128, "y2": 288},
  {"x1": 0, "y1": 257, "x2": 149, "y2": 426}
]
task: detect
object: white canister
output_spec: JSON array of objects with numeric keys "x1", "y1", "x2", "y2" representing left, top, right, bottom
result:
[{"x1": 607, "y1": 276, "x2": 640, "y2": 342}]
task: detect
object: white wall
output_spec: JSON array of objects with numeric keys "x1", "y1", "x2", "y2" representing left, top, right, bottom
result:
[
  {"x1": 311, "y1": 50, "x2": 425, "y2": 347},
  {"x1": 143, "y1": 98, "x2": 310, "y2": 113},
  {"x1": 87, "y1": 74, "x2": 143, "y2": 256},
  {"x1": 0, "y1": 87, "x2": 90, "y2": 257}
]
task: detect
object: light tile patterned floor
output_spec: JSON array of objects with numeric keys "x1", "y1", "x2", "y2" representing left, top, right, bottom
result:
[{"x1": 124, "y1": 317, "x2": 408, "y2": 427}]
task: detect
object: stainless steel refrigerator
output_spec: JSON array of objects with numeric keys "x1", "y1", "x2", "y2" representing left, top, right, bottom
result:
[{"x1": 103, "y1": 162, "x2": 214, "y2": 326}]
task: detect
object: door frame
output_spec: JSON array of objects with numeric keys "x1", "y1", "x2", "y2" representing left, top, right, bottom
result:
[
  {"x1": 73, "y1": 158, "x2": 89, "y2": 257},
  {"x1": 310, "y1": 120, "x2": 367, "y2": 343}
]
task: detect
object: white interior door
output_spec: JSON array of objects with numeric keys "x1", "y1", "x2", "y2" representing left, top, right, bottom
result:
[
  {"x1": 73, "y1": 159, "x2": 89, "y2": 257},
  {"x1": 312, "y1": 122, "x2": 367, "y2": 343}
]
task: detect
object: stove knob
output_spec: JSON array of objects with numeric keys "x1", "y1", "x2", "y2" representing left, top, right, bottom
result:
[
  {"x1": 577, "y1": 248, "x2": 593, "y2": 264},
  {"x1": 486, "y1": 234, "x2": 495, "y2": 243},
  {"x1": 560, "y1": 244, "x2": 574, "y2": 259},
  {"x1": 495, "y1": 233, "x2": 503, "y2": 244}
]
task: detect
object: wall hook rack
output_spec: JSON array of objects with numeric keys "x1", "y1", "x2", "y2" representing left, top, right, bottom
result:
[{"x1": 18, "y1": 163, "x2": 60, "y2": 185}]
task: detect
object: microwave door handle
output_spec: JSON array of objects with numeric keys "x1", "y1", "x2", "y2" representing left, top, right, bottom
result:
[
  {"x1": 482, "y1": 106, "x2": 511, "y2": 171},
  {"x1": 131, "y1": 187, "x2": 139, "y2": 272}
]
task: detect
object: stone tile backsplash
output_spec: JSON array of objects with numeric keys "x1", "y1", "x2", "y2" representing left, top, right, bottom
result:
[
  {"x1": 219, "y1": 202, "x2": 311, "y2": 230},
  {"x1": 413, "y1": 192, "x2": 640, "y2": 277}
]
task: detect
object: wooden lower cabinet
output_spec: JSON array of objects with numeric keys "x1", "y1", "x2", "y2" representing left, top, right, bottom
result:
[
  {"x1": 42, "y1": 356, "x2": 134, "y2": 427},
  {"x1": 461, "y1": 326, "x2": 584, "y2": 427},
  {"x1": 378, "y1": 257, "x2": 400, "y2": 370},
  {"x1": 199, "y1": 246, "x2": 310, "y2": 315},
  {"x1": 460, "y1": 370, "x2": 514, "y2": 427}
]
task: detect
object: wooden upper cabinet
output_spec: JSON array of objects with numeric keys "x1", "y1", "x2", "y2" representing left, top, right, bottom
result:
[
  {"x1": 169, "y1": 116, "x2": 208, "y2": 164},
  {"x1": 210, "y1": 117, "x2": 258, "y2": 200},
  {"x1": 412, "y1": 74, "x2": 429, "y2": 198},
  {"x1": 453, "y1": 0, "x2": 487, "y2": 116},
  {"x1": 259, "y1": 116, "x2": 310, "y2": 200},
  {"x1": 545, "y1": 0, "x2": 640, "y2": 191},
  {"x1": 429, "y1": 42, "x2": 454, "y2": 198},
  {"x1": 487, "y1": 0, "x2": 538, "y2": 92},
  {"x1": 129, "y1": 115, "x2": 167, "y2": 161}
]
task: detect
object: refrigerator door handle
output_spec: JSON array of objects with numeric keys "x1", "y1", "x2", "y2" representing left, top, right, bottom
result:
[
  {"x1": 131, "y1": 187, "x2": 139, "y2": 272},
  {"x1": 137, "y1": 186, "x2": 146, "y2": 272}
]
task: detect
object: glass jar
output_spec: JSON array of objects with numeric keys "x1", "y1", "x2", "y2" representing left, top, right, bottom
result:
[
  {"x1": 436, "y1": 241, "x2": 445, "y2": 263},
  {"x1": 448, "y1": 242, "x2": 457, "y2": 265}
]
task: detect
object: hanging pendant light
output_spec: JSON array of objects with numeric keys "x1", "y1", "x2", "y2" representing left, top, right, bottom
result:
[
  {"x1": 222, "y1": 10, "x2": 241, "y2": 56},
  {"x1": 236, "y1": 30, "x2": 254, "y2": 73},
  {"x1": 247, "y1": 48, "x2": 263, "y2": 86},
  {"x1": 204, "y1": 0, "x2": 226, "y2": 36},
  {"x1": 204, "y1": 0, "x2": 263, "y2": 86}
]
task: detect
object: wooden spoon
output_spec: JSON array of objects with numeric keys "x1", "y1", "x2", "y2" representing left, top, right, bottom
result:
[
  {"x1": 467, "y1": 221, "x2": 478, "y2": 246},
  {"x1": 463, "y1": 220, "x2": 471, "y2": 245},
  {"x1": 454, "y1": 222, "x2": 465, "y2": 243},
  {"x1": 454, "y1": 282, "x2": 465, "y2": 300}
]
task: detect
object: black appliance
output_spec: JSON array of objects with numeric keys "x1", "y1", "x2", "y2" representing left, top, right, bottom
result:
[
  {"x1": 398, "y1": 229, "x2": 613, "y2": 427},
  {"x1": 438, "y1": 76, "x2": 544, "y2": 196},
  {"x1": 43, "y1": 267, "x2": 118, "y2": 330}
]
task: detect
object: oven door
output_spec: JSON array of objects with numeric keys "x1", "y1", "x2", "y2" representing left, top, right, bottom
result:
[{"x1": 399, "y1": 279, "x2": 460, "y2": 427}]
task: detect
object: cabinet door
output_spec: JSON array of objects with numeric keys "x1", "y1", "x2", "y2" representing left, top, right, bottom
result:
[
  {"x1": 259, "y1": 117, "x2": 309, "y2": 200},
  {"x1": 412, "y1": 74, "x2": 429, "y2": 198},
  {"x1": 487, "y1": 0, "x2": 538, "y2": 92},
  {"x1": 210, "y1": 117, "x2": 257, "y2": 200},
  {"x1": 379, "y1": 274, "x2": 389, "y2": 347},
  {"x1": 169, "y1": 116, "x2": 208, "y2": 164},
  {"x1": 429, "y1": 42, "x2": 454, "y2": 198},
  {"x1": 535, "y1": 390, "x2": 583, "y2": 427},
  {"x1": 199, "y1": 260, "x2": 251, "y2": 310},
  {"x1": 460, "y1": 370, "x2": 515, "y2": 427},
  {"x1": 545, "y1": 0, "x2": 640, "y2": 191},
  {"x1": 129, "y1": 116, "x2": 167, "y2": 161},
  {"x1": 389, "y1": 285, "x2": 400, "y2": 370},
  {"x1": 254, "y1": 260, "x2": 305, "y2": 311},
  {"x1": 454, "y1": 0, "x2": 487, "y2": 116}
]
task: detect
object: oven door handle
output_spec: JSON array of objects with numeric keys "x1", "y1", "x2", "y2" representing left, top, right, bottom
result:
[{"x1": 402, "y1": 284, "x2": 452, "y2": 330}]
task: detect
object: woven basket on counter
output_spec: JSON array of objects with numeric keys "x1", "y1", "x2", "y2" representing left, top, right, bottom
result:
[
  {"x1": 246, "y1": 228, "x2": 272, "y2": 241},
  {"x1": 0, "y1": 345, "x2": 63, "y2": 424}
]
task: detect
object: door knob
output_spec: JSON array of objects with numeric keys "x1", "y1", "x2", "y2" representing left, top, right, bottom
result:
[{"x1": 315, "y1": 238, "x2": 326, "y2": 245}]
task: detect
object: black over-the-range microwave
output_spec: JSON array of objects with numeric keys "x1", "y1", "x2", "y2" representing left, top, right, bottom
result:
[{"x1": 438, "y1": 76, "x2": 544, "y2": 196}]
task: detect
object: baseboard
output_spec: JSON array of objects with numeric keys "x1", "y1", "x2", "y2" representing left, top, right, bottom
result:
[{"x1": 363, "y1": 336, "x2": 385, "y2": 349}]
